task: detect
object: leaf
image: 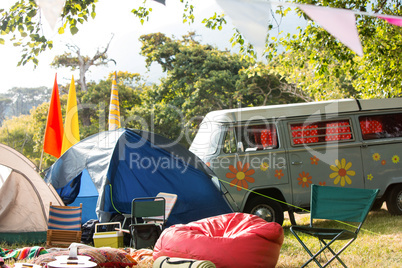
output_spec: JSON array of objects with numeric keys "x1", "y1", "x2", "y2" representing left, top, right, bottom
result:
[
  {"x1": 0, "y1": 38, "x2": 4, "y2": 45},
  {"x1": 70, "y1": 26, "x2": 79, "y2": 35}
]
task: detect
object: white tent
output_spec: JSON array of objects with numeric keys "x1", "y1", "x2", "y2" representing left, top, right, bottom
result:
[{"x1": 0, "y1": 143, "x2": 64, "y2": 244}]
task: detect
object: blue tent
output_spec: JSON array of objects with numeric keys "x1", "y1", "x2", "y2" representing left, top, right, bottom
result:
[
  {"x1": 66, "y1": 169, "x2": 98, "y2": 223},
  {"x1": 45, "y1": 129, "x2": 233, "y2": 226}
]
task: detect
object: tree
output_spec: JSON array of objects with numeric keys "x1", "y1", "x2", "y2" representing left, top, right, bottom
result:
[
  {"x1": 3, "y1": 86, "x2": 51, "y2": 117},
  {"x1": 31, "y1": 101, "x2": 55, "y2": 168},
  {"x1": 0, "y1": 0, "x2": 97, "y2": 66},
  {"x1": 79, "y1": 71, "x2": 143, "y2": 135},
  {"x1": 268, "y1": 0, "x2": 402, "y2": 99},
  {"x1": 0, "y1": 113, "x2": 35, "y2": 160},
  {"x1": 3, "y1": 1, "x2": 401, "y2": 100},
  {"x1": 22, "y1": 71, "x2": 143, "y2": 169},
  {"x1": 51, "y1": 34, "x2": 115, "y2": 92},
  {"x1": 236, "y1": 63, "x2": 313, "y2": 104},
  {"x1": 0, "y1": 0, "x2": 194, "y2": 67},
  {"x1": 0, "y1": 96, "x2": 12, "y2": 125},
  {"x1": 130, "y1": 32, "x2": 304, "y2": 146}
]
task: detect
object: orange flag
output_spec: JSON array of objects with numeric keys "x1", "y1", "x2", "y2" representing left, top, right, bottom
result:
[{"x1": 43, "y1": 73, "x2": 64, "y2": 158}]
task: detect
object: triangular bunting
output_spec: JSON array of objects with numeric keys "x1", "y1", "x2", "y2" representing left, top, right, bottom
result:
[
  {"x1": 377, "y1": 16, "x2": 402, "y2": 27},
  {"x1": 152, "y1": 0, "x2": 166, "y2": 5},
  {"x1": 35, "y1": 0, "x2": 66, "y2": 30},
  {"x1": 298, "y1": 5, "x2": 363, "y2": 56},
  {"x1": 216, "y1": 0, "x2": 271, "y2": 56}
]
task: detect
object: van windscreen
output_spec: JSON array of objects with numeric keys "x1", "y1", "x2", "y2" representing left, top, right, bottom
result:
[{"x1": 190, "y1": 123, "x2": 223, "y2": 156}]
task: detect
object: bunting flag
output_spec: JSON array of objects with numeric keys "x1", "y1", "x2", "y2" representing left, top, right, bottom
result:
[
  {"x1": 216, "y1": 0, "x2": 271, "y2": 56},
  {"x1": 43, "y1": 74, "x2": 64, "y2": 158},
  {"x1": 377, "y1": 16, "x2": 402, "y2": 26},
  {"x1": 297, "y1": 5, "x2": 363, "y2": 56},
  {"x1": 61, "y1": 76, "x2": 80, "y2": 154},
  {"x1": 108, "y1": 71, "x2": 121, "y2": 130},
  {"x1": 216, "y1": 0, "x2": 402, "y2": 57},
  {"x1": 152, "y1": 0, "x2": 166, "y2": 5},
  {"x1": 35, "y1": 0, "x2": 66, "y2": 30}
]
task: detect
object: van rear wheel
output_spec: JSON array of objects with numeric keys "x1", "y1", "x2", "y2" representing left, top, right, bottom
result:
[
  {"x1": 244, "y1": 197, "x2": 284, "y2": 226},
  {"x1": 386, "y1": 184, "x2": 402, "y2": 215}
]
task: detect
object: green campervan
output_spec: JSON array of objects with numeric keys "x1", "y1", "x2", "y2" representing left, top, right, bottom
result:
[{"x1": 189, "y1": 98, "x2": 402, "y2": 225}]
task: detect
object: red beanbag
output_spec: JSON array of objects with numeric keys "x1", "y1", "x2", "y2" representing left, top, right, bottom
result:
[{"x1": 153, "y1": 213, "x2": 284, "y2": 268}]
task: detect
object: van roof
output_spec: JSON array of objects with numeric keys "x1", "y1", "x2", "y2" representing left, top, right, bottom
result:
[{"x1": 203, "y1": 98, "x2": 402, "y2": 123}]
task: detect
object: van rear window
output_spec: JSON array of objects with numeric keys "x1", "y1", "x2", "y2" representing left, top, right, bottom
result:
[
  {"x1": 290, "y1": 119, "x2": 353, "y2": 145},
  {"x1": 359, "y1": 113, "x2": 402, "y2": 140}
]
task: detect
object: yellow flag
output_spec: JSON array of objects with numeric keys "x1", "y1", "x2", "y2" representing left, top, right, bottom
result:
[
  {"x1": 61, "y1": 75, "x2": 80, "y2": 154},
  {"x1": 108, "y1": 71, "x2": 121, "y2": 130}
]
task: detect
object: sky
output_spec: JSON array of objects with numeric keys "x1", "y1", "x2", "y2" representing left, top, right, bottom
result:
[
  {"x1": 0, "y1": 0, "x2": 235, "y2": 93},
  {"x1": 0, "y1": 0, "x2": 304, "y2": 93}
]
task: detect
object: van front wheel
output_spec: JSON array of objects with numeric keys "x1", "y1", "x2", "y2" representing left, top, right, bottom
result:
[
  {"x1": 386, "y1": 184, "x2": 402, "y2": 215},
  {"x1": 244, "y1": 197, "x2": 284, "y2": 225}
]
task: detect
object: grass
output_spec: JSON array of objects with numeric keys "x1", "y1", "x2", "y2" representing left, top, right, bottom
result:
[
  {"x1": 1, "y1": 206, "x2": 401, "y2": 268},
  {"x1": 277, "y1": 206, "x2": 402, "y2": 267}
]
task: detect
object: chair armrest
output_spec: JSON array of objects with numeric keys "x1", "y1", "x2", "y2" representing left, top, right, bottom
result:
[{"x1": 115, "y1": 227, "x2": 130, "y2": 234}]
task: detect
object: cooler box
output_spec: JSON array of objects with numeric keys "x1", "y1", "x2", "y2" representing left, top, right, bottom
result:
[{"x1": 93, "y1": 222, "x2": 124, "y2": 248}]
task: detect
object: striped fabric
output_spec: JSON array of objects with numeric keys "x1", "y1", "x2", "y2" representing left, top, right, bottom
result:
[
  {"x1": 159, "y1": 192, "x2": 177, "y2": 219},
  {"x1": 108, "y1": 71, "x2": 121, "y2": 130},
  {"x1": 48, "y1": 205, "x2": 82, "y2": 231},
  {"x1": 143, "y1": 192, "x2": 177, "y2": 223}
]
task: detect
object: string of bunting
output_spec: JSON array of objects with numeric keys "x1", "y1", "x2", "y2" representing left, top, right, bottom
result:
[{"x1": 217, "y1": 0, "x2": 402, "y2": 57}]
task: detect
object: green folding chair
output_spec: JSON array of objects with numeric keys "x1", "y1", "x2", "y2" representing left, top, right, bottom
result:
[
  {"x1": 129, "y1": 196, "x2": 166, "y2": 249},
  {"x1": 290, "y1": 185, "x2": 379, "y2": 268}
]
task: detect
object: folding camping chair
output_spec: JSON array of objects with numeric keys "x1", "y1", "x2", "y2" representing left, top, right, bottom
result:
[
  {"x1": 143, "y1": 192, "x2": 177, "y2": 224},
  {"x1": 129, "y1": 196, "x2": 166, "y2": 249},
  {"x1": 290, "y1": 185, "x2": 379, "y2": 268},
  {"x1": 122, "y1": 192, "x2": 177, "y2": 228},
  {"x1": 46, "y1": 202, "x2": 83, "y2": 248}
]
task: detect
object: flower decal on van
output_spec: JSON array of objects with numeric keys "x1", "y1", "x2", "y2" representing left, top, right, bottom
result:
[
  {"x1": 297, "y1": 171, "x2": 312, "y2": 188},
  {"x1": 275, "y1": 169, "x2": 284, "y2": 180},
  {"x1": 329, "y1": 158, "x2": 355, "y2": 187},
  {"x1": 260, "y1": 162, "x2": 269, "y2": 171},
  {"x1": 372, "y1": 153, "x2": 381, "y2": 161},
  {"x1": 367, "y1": 174, "x2": 373, "y2": 181},
  {"x1": 226, "y1": 161, "x2": 255, "y2": 191},
  {"x1": 392, "y1": 155, "x2": 399, "y2": 164},
  {"x1": 310, "y1": 155, "x2": 319, "y2": 165}
]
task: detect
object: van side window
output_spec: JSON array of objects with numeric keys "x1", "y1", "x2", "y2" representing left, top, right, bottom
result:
[
  {"x1": 223, "y1": 127, "x2": 237, "y2": 154},
  {"x1": 359, "y1": 113, "x2": 402, "y2": 140},
  {"x1": 325, "y1": 120, "x2": 352, "y2": 141},
  {"x1": 241, "y1": 124, "x2": 278, "y2": 151},
  {"x1": 291, "y1": 124, "x2": 319, "y2": 144},
  {"x1": 290, "y1": 119, "x2": 353, "y2": 145}
]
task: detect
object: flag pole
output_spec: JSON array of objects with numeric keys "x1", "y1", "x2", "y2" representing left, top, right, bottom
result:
[{"x1": 39, "y1": 147, "x2": 45, "y2": 173}]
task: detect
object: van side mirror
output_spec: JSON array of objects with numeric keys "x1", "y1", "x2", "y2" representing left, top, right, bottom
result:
[{"x1": 237, "y1": 142, "x2": 244, "y2": 152}]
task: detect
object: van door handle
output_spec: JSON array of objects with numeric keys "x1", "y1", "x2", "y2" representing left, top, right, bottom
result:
[{"x1": 291, "y1": 161, "x2": 303, "y2": 165}]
